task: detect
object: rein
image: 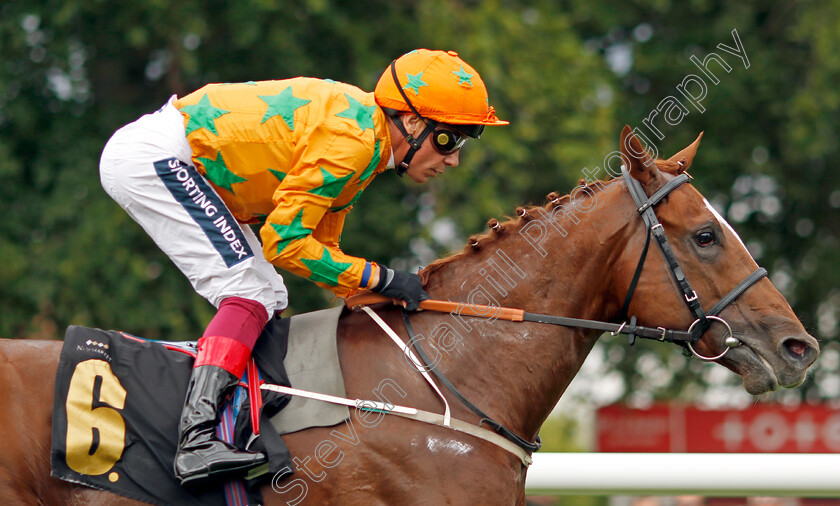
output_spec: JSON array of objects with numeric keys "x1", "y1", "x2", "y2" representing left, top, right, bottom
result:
[
  {"x1": 347, "y1": 294, "x2": 700, "y2": 345},
  {"x1": 342, "y1": 168, "x2": 770, "y2": 459}
]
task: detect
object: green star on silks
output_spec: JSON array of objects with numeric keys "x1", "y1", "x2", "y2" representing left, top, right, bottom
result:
[
  {"x1": 330, "y1": 139, "x2": 381, "y2": 212},
  {"x1": 268, "y1": 168, "x2": 287, "y2": 183},
  {"x1": 258, "y1": 87, "x2": 311, "y2": 130},
  {"x1": 403, "y1": 71, "x2": 428, "y2": 95},
  {"x1": 335, "y1": 94, "x2": 376, "y2": 131},
  {"x1": 301, "y1": 247, "x2": 353, "y2": 286},
  {"x1": 197, "y1": 151, "x2": 247, "y2": 193},
  {"x1": 270, "y1": 209, "x2": 312, "y2": 254},
  {"x1": 180, "y1": 94, "x2": 229, "y2": 136},
  {"x1": 308, "y1": 167, "x2": 354, "y2": 199},
  {"x1": 452, "y1": 66, "x2": 474, "y2": 86},
  {"x1": 359, "y1": 139, "x2": 381, "y2": 184}
]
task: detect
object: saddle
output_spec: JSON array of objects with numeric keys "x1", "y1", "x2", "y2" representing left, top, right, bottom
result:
[{"x1": 50, "y1": 306, "x2": 348, "y2": 506}]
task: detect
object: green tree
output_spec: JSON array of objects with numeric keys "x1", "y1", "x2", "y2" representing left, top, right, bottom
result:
[
  {"x1": 557, "y1": 0, "x2": 839, "y2": 403},
  {"x1": 0, "y1": 0, "x2": 614, "y2": 339},
  {"x1": 0, "y1": 0, "x2": 833, "y2": 407}
]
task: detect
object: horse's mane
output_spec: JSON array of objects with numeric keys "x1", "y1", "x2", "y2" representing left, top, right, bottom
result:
[
  {"x1": 419, "y1": 159, "x2": 682, "y2": 285},
  {"x1": 419, "y1": 176, "x2": 614, "y2": 284}
]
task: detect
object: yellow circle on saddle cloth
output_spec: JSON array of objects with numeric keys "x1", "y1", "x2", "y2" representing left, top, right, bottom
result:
[{"x1": 108, "y1": 472, "x2": 119, "y2": 482}]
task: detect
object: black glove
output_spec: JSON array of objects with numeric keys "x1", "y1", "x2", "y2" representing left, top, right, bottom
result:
[{"x1": 371, "y1": 265, "x2": 430, "y2": 311}]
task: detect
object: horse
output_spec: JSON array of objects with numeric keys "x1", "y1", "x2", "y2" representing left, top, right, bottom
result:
[{"x1": 0, "y1": 126, "x2": 819, "y2": 505}]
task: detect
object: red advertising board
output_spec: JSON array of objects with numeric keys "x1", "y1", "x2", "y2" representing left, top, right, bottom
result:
[{"x1": 596, "y1": 404, "x2": 840, "y2": 453}]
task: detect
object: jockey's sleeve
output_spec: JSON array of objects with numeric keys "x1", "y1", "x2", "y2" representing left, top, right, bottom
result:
[{"x1": 259, "y1": 124, "x2": 378, "y2": 297}]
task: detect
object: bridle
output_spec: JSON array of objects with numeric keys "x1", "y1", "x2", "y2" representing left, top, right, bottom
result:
[
  {"x1": 349, "y1": 166, "x2": 771, "y2": 456},
  {"x1": 619, "y1": 166, "x2": 767, "y2": 360}
]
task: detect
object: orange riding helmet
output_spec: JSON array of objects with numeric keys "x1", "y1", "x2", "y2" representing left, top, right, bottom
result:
[{"x1": 374, "y1": 49, "x2": 508, "y2": 174}]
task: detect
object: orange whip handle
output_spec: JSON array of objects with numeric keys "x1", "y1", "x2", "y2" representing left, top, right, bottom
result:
[{"x1": 344, "y1": 291, "x2": 525, "y2": 322}]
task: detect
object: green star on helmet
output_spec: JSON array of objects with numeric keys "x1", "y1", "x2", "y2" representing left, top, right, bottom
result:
[
  {"x1": 403, "y1": 71, "x2": 428, "y2": 95},
  {"x1": 452, "y1": 66, "x2": 474, "y2": 86}
]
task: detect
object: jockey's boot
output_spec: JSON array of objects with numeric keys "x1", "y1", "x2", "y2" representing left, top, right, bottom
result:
[{"x1": 174, "y1": 338, "x2": 266, "y2": 486}]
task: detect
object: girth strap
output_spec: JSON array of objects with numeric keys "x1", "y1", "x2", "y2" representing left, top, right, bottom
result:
[
  {"x1": 258, "y1": 384, "x2": 533, "y2": 466},
  {"x1": 401, "y1": 309, "x2": 542, "y2": 454}
]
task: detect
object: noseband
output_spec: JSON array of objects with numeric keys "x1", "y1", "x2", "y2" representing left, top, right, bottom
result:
[
  {"x1": 620, "y1": 168, "x2": 767, "y2": 360},
  {"x1": 348, "y1": 169, "x2": 770, "y2": 456}
]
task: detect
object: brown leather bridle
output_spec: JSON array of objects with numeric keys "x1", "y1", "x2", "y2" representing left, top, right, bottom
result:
[{"x1": 345, "y1": 169, "x2": 770, "y2": 454}]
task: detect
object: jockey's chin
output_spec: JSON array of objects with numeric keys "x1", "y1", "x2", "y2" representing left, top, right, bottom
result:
[{"x1": 403, "y1": 146, "x2": 460, "y2": 184}]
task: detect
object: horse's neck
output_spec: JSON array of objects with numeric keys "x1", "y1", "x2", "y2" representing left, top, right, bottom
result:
[{"x1": 422, "y1": 186, "x2": 633, "y2": 439}]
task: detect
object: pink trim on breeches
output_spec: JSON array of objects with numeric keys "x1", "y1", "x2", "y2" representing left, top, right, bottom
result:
[{"x1": 203, "y1": 296, "x2": 269, "y2": 350}]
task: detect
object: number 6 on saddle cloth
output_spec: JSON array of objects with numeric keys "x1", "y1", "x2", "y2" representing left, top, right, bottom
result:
[{"x1": 50, "y1": 306, "x2": 348, "y2": 506}]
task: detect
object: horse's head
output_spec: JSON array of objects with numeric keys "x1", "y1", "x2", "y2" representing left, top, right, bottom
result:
[{"x1": 616, "y1": 125, "x2": 819, "y2": 395}]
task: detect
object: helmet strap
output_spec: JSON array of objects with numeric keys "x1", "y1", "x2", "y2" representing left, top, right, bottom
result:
[
  {"x1": 391, "y1": 116, "x2": 434, "y2": 176},
  {"x1": 388, "y1": 60, "x2": 435, "y2": 176}
]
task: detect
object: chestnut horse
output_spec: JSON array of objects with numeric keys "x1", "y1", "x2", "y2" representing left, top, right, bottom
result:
[{"x1": 0, "y1": 127, "x2": 819, "y2": 505}]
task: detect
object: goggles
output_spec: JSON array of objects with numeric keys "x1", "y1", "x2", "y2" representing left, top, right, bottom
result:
[
  {"x1": 431, "y1": 126, "x2": 467, "y2": 155},
  {"x1": 386, "y1": 59, "x2": 484, "y2": 173}
]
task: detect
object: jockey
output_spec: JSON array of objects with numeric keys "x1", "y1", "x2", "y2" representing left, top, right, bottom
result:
[{"x1": 98, "y1": 49, "x2": 507, "y2": 487}]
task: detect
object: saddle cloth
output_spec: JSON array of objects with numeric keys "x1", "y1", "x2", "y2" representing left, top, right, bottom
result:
[
  {"x1": 50, "y1": 306, "x2": 348, "y2": 506},
  {"x1": 265, "y1": 305, "x2": 349, "y2": 434}
]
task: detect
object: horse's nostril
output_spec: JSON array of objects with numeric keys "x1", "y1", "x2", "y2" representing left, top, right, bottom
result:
[
  {"x1": 785, "y1": 339, "x2": 808, "y2": 357},
  {"x1": 782, "y1": 338, "x2": 817, "y2": 363}
]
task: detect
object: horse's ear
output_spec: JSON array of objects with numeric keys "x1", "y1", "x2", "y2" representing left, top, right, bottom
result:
[
  {"x1": 666, "y1": 131, "x2": 703, "y2": 174},
  {"x1": 620, "y1": 125, "x2": 659, "y2": 187}
]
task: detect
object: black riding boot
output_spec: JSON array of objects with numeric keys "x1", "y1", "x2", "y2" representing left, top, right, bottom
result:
[{"x1": 173, "y1": 365, "x2": 267, "y2": 486}]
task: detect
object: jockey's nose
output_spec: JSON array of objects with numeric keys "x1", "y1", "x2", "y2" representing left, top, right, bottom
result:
[{"x1": 444, "y1": 150, "x2": 460, "y2": 167}]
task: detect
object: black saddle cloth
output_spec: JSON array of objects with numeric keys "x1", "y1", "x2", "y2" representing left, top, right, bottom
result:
[{"x1": 50, "y1": 314, "x2": 294, "y2": 506}]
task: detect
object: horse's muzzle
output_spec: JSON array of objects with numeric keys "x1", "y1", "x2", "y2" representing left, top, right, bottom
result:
[{"x1": 778, "y1": 334, "x2": 819, "y2": 376}]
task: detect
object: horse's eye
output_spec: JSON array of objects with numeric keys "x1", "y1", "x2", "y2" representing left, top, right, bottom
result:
[{"x1": 696, "y1": 230, "x2": 716, "y2": 247}]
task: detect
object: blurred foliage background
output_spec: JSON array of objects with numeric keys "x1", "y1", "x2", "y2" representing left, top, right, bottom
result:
[{"x1": 1, "y1": 0, "x2": 839, "y2": 452}]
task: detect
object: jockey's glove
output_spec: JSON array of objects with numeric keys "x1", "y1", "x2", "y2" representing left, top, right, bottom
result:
[{"x1": 372, "y1": 265, "x2": 430, "y2": 311}]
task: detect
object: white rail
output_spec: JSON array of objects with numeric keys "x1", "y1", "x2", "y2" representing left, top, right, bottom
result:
[{"x1": 525, "y1": 453, "x2": 840, "y2": 497}]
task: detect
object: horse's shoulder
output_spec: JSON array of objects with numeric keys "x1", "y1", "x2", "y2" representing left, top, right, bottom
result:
[
  {"x1": 0, "y1": 338, "x2": 62, "y2": 387},
  {"x1": 0, "y1": 337, "x2": 62, "y2": 359}
]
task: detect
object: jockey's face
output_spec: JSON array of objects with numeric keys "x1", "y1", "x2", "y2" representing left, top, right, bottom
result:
[
  {"x1": 399, "y1": 115, "x2": 461, "y2": 184},
  {"x1": 404, "y1": 134, "x2": 460, "y2": 183}
]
